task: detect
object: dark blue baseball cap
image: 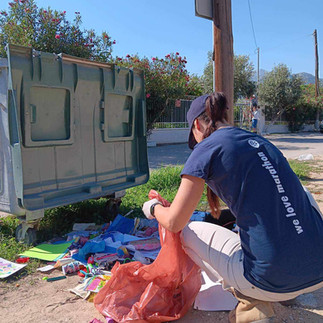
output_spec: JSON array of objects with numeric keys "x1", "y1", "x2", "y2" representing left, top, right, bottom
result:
[{"x1": 187, "y1": 94, "x2": 209, "y2": 149}]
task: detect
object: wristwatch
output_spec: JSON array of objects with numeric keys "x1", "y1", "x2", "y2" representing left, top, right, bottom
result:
[{"x1": 150, "y1": 202, "x2": 161, "y2": 218}]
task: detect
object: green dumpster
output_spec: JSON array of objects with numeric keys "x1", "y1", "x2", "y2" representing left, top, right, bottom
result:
[{"x1": 0, "y1": 44, "x2": 149, "y2": 243}]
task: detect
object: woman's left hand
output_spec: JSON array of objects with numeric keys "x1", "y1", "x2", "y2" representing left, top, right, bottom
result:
[{"x1": 142, "y1": 198, "x2": 162, "y2": 220}]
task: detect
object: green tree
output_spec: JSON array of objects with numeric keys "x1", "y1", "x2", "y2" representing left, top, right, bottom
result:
[
  {"x1": 258, "y1": 64, "x2": 303, "y2": 128},
  {"x1": 201, "y1": 51, "x2": 213, "y2": 94},
  {"x1": 201, "y1": 51, "x2": 256, "y2": 101},
  {"x1": 234, "y1": 55, "x2": 256, "y2": 102},
  {"x1": 299, "y1": 84, "x2": 323, "y2": 128},
  {"x1": 115, "y1": 53, "x2": 203, "y2": 132},
  {"x1": 0, "y1": 1, "x2": 203, "y2": 133},
  {"x1": 300, "y1": 84, "x2": 323, "y2": 108},
  {"x1": 0, "y1": 0, "x2": 114, "y2": 60}
]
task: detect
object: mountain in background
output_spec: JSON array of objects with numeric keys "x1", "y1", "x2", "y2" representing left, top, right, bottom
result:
[
  {"x1": 252, "y1": 70, "x2": 322, "y2": 85},
  {"x1": 295, "y1": 72, "x2": 323, "y2": 85},
  {"x1": 251, "y1": 69, "x2": 268, "y2": 83}
]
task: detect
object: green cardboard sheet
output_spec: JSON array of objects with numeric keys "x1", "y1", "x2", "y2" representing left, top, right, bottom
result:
[{"x1": 20, "y1": 242, "x2": 72, "y2": 261}]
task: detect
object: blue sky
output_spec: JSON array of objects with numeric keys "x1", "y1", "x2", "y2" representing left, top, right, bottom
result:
[{"x1": 15, "y1": 0, "x2": 323, "y2": 77}]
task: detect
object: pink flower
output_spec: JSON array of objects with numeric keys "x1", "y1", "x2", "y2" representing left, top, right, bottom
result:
[
  {"x1": 63, "y1": 11, "x2": 66, "y2": 14},
  {"x1": 146, "y1": 93, "x2": 151, "y2": 98},
  {"x1": 152, "y1": 57, "x2": 156, "y2": 61},
  {"x1": 126, "y1": 54, "x2": 130, "y2": 58},
  {"x1": 55, "y1": 35, "x2": 60, "y2": 39},
  {"x1": 43, "y1": 10, "x2": 47, "y2": 13},
  {"x1": 176, "y1": 52, "x2": 179, "y2": 55},
  {"x1": 112, "y1": 40, "x2": 116, "y2": 44}
]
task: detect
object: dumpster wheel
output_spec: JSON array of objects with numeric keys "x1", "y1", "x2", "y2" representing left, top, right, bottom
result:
[
  {"x1": 15, "y1": 224, "x2": 37, "y2": 245},
  {"x1": 105, "y1": 198, "x2": 122, "y2": 218}
]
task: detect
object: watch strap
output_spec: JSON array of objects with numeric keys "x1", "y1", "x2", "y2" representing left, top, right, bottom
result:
[{"x1": 150, "y1": 202, "x2": 161, "y2": 217}]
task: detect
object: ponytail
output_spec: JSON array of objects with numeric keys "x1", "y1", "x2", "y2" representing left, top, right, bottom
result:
[
  {"x1": 197, "y1": 92, "x2": 228, "y2": 219},
  {"x1": 207, "y1": 186, "x2": 221, "y2": 219}
]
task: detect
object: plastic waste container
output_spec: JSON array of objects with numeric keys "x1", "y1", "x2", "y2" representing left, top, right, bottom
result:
[{"x1": 0, "y1": 44, "x2": 149, "y2": 244}]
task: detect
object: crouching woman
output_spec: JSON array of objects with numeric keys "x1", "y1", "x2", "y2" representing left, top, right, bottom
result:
[{"x1": 142, "y1": 92, "x2": 323, "y2": 323}]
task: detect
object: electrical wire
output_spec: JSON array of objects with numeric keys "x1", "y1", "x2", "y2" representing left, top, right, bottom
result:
[{"x1": 248, "y1": 0, "x2": 258, "y2": 49}]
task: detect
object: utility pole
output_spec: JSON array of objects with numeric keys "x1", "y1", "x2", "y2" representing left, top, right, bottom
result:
[
  {"x1": 257, "y1": 47, "x2": 260, "y2": 91},
  {"x1": 314, "y1": 29, "x2": 320, "y2": 98},
  {"x1": 313, "y1": 29, "x2": 320, "y2": 130},
  {"x1": 212, "y1": 0, "x2": 234, "y2": 124}
]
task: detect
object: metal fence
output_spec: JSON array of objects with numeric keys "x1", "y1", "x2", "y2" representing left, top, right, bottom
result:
[
  {"x1": 152, "y1": 100, "x2": 256, "y2": 129},
  {"x1": 152, "y1": 100, "x2": 315, "y2": 129},
  {"x1": 153, "y1": 100, "x2": 192, "y2": 129}
]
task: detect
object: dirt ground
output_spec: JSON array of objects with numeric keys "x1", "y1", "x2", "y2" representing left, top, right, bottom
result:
[{"x1": 1, "y1": 158, "x2": 323, "y2": 323}]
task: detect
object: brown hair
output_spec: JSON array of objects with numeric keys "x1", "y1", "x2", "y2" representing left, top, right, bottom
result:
[{"x1": 195, "y1": 92, "x2": 229, "y2": 219}]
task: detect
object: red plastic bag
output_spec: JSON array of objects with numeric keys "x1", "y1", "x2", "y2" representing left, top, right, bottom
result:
[{"x1": 94, "y1": 190, "x2": 201, "y2": 322}]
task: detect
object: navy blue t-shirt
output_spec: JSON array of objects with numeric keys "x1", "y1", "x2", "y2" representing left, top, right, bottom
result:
[{"x1": 181, "y1": 127, "x2": 323, "y2": 293}]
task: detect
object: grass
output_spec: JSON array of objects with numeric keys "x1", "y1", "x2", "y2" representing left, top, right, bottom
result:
[
  {"x1": 288, "y1": 160, "x2": 313, "y2": 181},
  {"x1": 0, "y1": 216, "x2": 41, "y2": 277},
  {"x1": 0, "y1": 159, "x2": 318, "y2": 279}
]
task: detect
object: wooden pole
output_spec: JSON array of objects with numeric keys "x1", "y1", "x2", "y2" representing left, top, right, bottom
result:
[
  {"x1": 212, "y1": 0, "x2": 234, "y2": 124},
  {"x1": 314, "y1": 29, "x2": 320, "y2": 98},
  {"x1": 257, "y1": 47, "x2": 260, "y2": 92},
  {"x1": 314, "y1": 29, "x2": 320, "y2": 130}
]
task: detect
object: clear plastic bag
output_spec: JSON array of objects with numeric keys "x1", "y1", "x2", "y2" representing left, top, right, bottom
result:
[{"x1": 94, "y1": 190, "x2": 201, "y2": 322}]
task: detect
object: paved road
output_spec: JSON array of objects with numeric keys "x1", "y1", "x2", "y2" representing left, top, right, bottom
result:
[{"x1": 148, "y1": 132, "x2": 323, "y2": 169}]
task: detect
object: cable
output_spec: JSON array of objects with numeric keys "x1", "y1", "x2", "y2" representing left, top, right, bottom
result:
[{"x1": 248, "y1": 0, "x2": 258, "y2": 49}]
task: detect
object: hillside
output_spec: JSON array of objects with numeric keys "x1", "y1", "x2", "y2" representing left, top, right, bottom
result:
[
  {"x1": 253, "y1": 70, "x2": 322, "y2": 85},
  {"x1": 295, "y1": 72, "x2": 323, "y2": 85}
]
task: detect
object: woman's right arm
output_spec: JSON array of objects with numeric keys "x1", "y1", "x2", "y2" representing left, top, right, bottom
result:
[{"x1": 153, "y1": 175, "x2": 205, "y2": 233}]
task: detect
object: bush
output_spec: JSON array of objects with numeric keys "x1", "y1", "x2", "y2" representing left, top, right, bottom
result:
[
  {"x1": 113, "y1": 54, "x2": 203, "y2": 132},
  {"x1": 0, "y1": 0, "x2": 114, "y2": 61},
  {"x1": 284, "y1": 103, "x2": 317, "y2": 132},
  {"x1": 259, "y1": 64, "x2": 303, "y2": 124}
]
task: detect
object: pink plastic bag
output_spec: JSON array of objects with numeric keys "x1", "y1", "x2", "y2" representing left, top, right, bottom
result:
[{"x1": 94, "y1": 190, "x2": 201, "y2": 322}]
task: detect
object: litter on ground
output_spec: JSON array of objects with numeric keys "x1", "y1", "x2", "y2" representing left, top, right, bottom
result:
[{"x1": 5, "y1": 208, "x2": 237, "y2": 321}]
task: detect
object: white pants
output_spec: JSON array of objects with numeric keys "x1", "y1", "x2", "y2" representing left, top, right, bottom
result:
[{"x1": 180, "y1": 222, "x2": 323, "y2": 302}]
